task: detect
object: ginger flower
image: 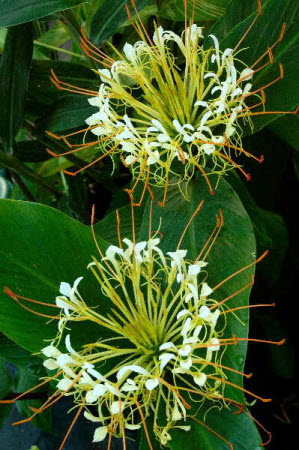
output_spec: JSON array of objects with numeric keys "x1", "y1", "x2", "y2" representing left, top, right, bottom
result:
[
  {"x1": 41, "y1": 238, "x2": 226, "y2": 445},
  {"x1": 47, "y1": 1, "x2": 296, "y2": 205},
  {"x1": 2, "y1": 208, "x2": 284, "y2": 448}
]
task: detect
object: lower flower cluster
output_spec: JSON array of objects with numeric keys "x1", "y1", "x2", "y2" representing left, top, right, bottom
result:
[{"x1": 40, "y1": 237, "x2": 229, "y2": 445}]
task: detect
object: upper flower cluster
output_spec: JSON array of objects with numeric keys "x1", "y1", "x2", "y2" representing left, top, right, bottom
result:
[
  {"x1": 84, "y1": 25, "x2": 256, "y2": 197},
  {"x1": 41, "y1": 237, "x2": 227, "y2": 445}
]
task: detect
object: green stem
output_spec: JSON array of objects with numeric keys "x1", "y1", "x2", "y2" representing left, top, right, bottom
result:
[{"x1": 33, "y1": 40, "x2": 83, "y2": 59}]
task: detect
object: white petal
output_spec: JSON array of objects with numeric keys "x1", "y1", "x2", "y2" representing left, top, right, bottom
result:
[
  {"x1": 84, "y1": 411, "x2": 102, "y2": 422},
  {"x1": 199, "y1": 305, "x2": 211, "y2": 319},
  {"x1": 59, "y1": 282, "x2": 71, "y2": 297},
  {"x1": 43, "y1": 358, "x2": 59, "y2": 370},
  {"x1": 116, "y1": 364, "x2": 148, "y2": 381},
  {"x1": 125, "y1": 423, "x2": 141, "y2": 430},
  {"x1": 57, "y1": 378, "x2": 73, "y2": 391},
  {"x1": 178, "y1": 345, "x2": 192, "y2": 357},
  {"x1": 65, "y1": 334, "x2": 80, "y2": 356},
  {"x1": 193, "y1": 372, "x2": 207, "y2": 386},
  {"x1": 200, "y1": 282, "x2": 213, "y2": 297},
  {"x1": 179, "y1": 357, "x2": 193, "y2": 369},
  {"x1": 188, "y1": 265, "x2": 201, "y2": 276},
  {"x1": 181, "y1": 317, "x2": 191, "y2": 337},
  {"x1": 56, "y1": 354, "x2": 74, "y2": 367},
  {"x1": 159, "y1": 342, "x2": 175, "y2": 351},
  {"x1": 240, "y1": 68, "x2": 254, "y2": 80},
  {"x1": 176, "y1": 310, "x2": 190, "y2": 320},
  {"x1": 111, "y1": 400, "x2": 124, "y2": 415},
  {"x1": 41, "y1": 344, "x2": 60, "y2": 358},
  {"x1": 93, "y1": 426, "x2": 108, "y2": 442},
  {"x1": 145, "y1": 378, "x2": 159, "y2": 390},
  {"x1": 209, "y1": 338, "x2": 220, "y2": 351},
  {"x1": 159, "y1": 353, "x2": 175, "y2": 371}
]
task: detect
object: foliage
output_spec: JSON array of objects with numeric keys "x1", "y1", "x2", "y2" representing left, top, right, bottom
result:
[{"x1": 0, "y1": 0, "x2": 298, "y2": 448}]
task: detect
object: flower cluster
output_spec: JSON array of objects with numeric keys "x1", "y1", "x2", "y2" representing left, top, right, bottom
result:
[
  {"x1": 83, "y1": 25, "x2": 256, "y2": 195},
  {"x1": 41, "y1": 237, "x2": 228, "y2": 445}
]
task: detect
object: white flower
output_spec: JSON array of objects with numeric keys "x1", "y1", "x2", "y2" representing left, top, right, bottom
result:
[
  {"x1": 193, "y1": 372, "x2": 207, "y2": 387},
  {"x1": 93, "y1": 426, "x2": 108, "y2": 442},
  {"x1": 57, "y1": 378, "x2": 73, "y2": 391},
  {"x1": 43, "y1": 358, "x2": 59, "y2": 370},
  {"x1": 145, "y1": 378, "x2": 159, "y2": 390},
  {"x1": 159, "y1": 353, "x2": 176, "y2": 371},
  {"x1": 41, "y1": 344, "x2": 60, "y2": 358},
  {"x1": 111, "y1": 400, "x2": 125, "y2": 415},
  {"x1": 200, "y1": 282, "x2": 213, "y2": 298},
  {"x1": 116, "y1": 365, "x2": 149, "y2": 381}
]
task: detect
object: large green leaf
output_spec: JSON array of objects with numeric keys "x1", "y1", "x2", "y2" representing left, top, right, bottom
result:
[
  {"x1": 158, "y1": 0, "x2": 229, "y2": 21},
  {"x1": 210, "y1": 0, "x2": 299, "y2": 132},
  {"x1": 137, "y1": 178, "x2": 261, "y2": 448},
  {"x1": 0, "y1": 23, "x2": 33, "y2": 153},
  {"x1": 28, "y1": 60, "x2": 98, "y2": 105},
  {"x1": 0, "y1": 0, "x2": 88, "y2": 28},
  {"x1": 0, "y1": 200, "x2": 111, "y2": 353},
  {"x1": 90, "y1": 0, "x2": 152, "y2": 45},
  {"x1": 38, "y1": 95, "x2": 97, "y2": 132}
]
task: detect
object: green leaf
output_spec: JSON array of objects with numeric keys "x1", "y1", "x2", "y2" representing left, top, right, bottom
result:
[
  {"x1": 90, "y1": 0, "x2": 152, "y2": 45},
  {"x1": 158, "y1": 0, "x2": 229, "y2": 21},
  {"x1": 15, "y1": 368, "x2": 52, "y2": 432},
  {"x1": 0, "y1": 0, "x2": 88, "y2": 28},
  {"x1": 211, "y1": 0, "x2": 299, "y2": 132},
  {"x1": 0, "y1": 199, "x2": 111, "y2": 353},
  {"x1": 28, "y1": 60, "x2": 97, "y2": 105},
  {"x1": 39, "y1": 95, "x2": 97, "y2": 132},
  {"x1": 0, "y1": 333, "x2": 41, "y2": 368},
  {"x1": 94, "y1": 204, "x2": 144, "y2": 245},
  {"x1": 0, "y1": 23, "x2": 33, "y2": 153},
  {"x1": 138, "y1": 178, "x2": 260, "y2": 448}
]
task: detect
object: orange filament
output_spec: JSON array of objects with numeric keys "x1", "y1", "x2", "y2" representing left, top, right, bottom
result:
[
  {"x1": 7, "y1": 293, "x2": 60, "y2": 320},
  {"x1": 157, "y1": 177, "x2": 169, "y2": 207},
  {"x1": 233, "y1": 0, "x2": 262, "y2": 53},
  {"x1": 115, "y1": 209, "x2": 123, "y2": 248},
  {"x1": 215, "y1": 151, "x2": 251, "y2": 180},
  {"x1": 250, "y1": 23, "x2": 286, "y2": 70},
  {"x1": 176, "y1": 199, "x2": 205, "y2": 249},
  {"x1": 80, "y1": 28, "x2": 114, "y2": 64},
  {"x1": 221, "y1": 302, "x2": 275, "y2": 315},
  {"x1": 194, "y1": 138, "x2": 263, "y2": 163},
  {"x1": 63, "y1": 143, "x2": 120, "y2": 176},
  {"x1": 135, "y1": 399, "x2": 154, "y2": 450},
  {"x1": 200, "y1": 210, "x2": 224, "y2": 261},
  {"x1": 4, "y1": 287, "x2": 58, "y2": 308},
  {"x1": 0, "y1": 371, "x2": 63, "y2": 404},
  {"x1": 195, "y1": 210, "x2": 224, "y2": 263},
  {"x1": 58, "y1": 402, "x2": 85, "y2": 450},
  {"x1": 212, "y1": 250, "x2": 269, "y2": 291},
  {"x1": 207, "y1": 375, "x2": 272, "y2": 403},
  {"x1": 50, "y1": 69, "x2": 98, "y2": 96},
  {"x1": 211, "y1": 277, "x2": 254, "y2": 309},
  {"x1": 192, "y1": 358, "x2": 253, "y2": 379},
  {"x1": 188, "y1": 415, "x2": 234, "y2": 450},
  {"x1": 90, "y1": 204, "x2": 105, "y2": 260},
  {"x1": 131, "y1": 199, "x2": 136, "y2": 244},
  {"x1": 130, "y1": 0, "x2": 154, "y2": 47},
  {"x1": 158, "y1": 378, "x2": 191, "y2": 409},
  {"x1": 196, "y1": 164, "x2": 215, "y2": 194}
]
